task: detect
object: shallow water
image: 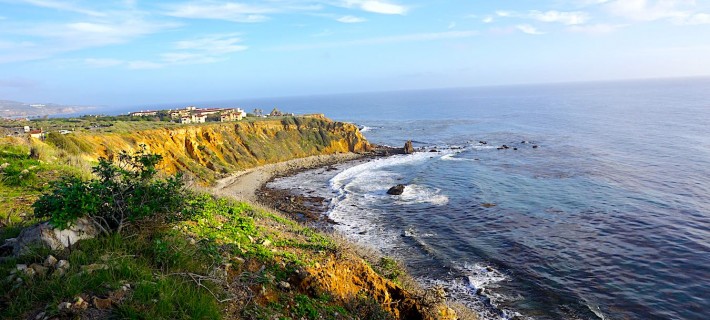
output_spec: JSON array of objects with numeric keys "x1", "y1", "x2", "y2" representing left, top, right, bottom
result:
[{"x1": 261, "y1": 78, "x2": 709, "y2": 319}]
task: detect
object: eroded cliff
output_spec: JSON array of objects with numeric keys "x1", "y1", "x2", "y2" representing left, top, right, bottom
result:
[{"x1": 66, "y1": 115, "x2": 370, "y2": 183}]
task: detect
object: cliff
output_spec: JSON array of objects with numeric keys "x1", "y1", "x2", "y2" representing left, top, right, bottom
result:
[{"x1": 56, "y1": 116, "x2": 371, "y2": 183}]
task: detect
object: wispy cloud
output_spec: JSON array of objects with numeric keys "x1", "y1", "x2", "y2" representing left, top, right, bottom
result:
[
  {"x1": 164, "y1": 1, "x2": 276, "y2": 23},
  {"x1": 516, "y1": 24, "x2": 545, "y2": 35},
  {"x1": 0, "y1": 18, "x2": 178, "y2": 64},
  {"x1": 337, "y1": 15, "x2": 366, "y2": 23},
  {"x1": 174, "y1": 33, "x2": 248, "y2": 54},
  {"x1": 84, "y1": 58, "x2": 124, "y2": 68},
  {"x1": 270, "y1": 30, "x2": 478, "y2": 51},
  {"x1": 602, "y1": 0, "x2": 710, "y2": 24},
  {"x1": 686, "y1": 12, "x2": 710, "y2": 24},
  {"x1": 343, "y1": 0, "x2": 408, "y2": 15},
  {"x1": 18, "y1": 0, "x2": 107, "y2": 17},
  {"x1": 84, "y1": 33, "x2": 247, "y2": 69},
  {"x1": 482, "y1": 16, "x2": 494, "y2": 23},
  {"x1": 528, "y1": 10, "x2": 589, "y2": 25},
  {"x1": 497, "y1": 10, "x2": 589, "y2": 25},
  {"x1": 567, "y1": 23, "x2": 626, "y2": 34}
]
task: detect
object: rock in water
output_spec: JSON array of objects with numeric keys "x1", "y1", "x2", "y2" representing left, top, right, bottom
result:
[
  {"x1": 387, "y1": 184, "x2": 406, "y2": 195},
  {"x1": 404, "y1": 140, "x2": 414, "y2": 154}
]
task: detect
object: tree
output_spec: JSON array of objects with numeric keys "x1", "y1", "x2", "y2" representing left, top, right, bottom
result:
[{"x1": 33, "y1": 146, "x2": 186, "y2": 234}]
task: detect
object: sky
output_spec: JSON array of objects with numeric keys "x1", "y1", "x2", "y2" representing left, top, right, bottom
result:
[{"x1": 1, "y1": 0, "x2": 709, "y2": 107}]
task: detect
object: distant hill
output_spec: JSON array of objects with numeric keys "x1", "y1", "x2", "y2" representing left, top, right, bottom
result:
[{"x1": 0, "y1": 99, "x2": 93, "y2": 118}]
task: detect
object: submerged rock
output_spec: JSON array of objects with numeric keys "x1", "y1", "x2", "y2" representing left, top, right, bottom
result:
[{"x1": 387, "y1": 184, "x2": 406, "y2": 195}]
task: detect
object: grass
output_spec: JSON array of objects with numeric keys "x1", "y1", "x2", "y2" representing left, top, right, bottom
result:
[
  {"x1": 0, "y1": 193, "x2": 400, "y2": 320},
  {"x1": 0, "y1": 230, "x2": 221, "y2": 320},
  {"x1": 0, "y1": 138, "x2": 91, "y2": 229}
]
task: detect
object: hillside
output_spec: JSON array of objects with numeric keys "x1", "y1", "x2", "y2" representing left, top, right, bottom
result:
[
  {"x1": 0, "y1": 116, "x2": 467, "y2": 319},
  {"x1": 39, "y1": 115, "x2": 371, "y2": 184}
]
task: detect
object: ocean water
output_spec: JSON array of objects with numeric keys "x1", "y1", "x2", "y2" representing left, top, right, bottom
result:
[
  {"x1": 108, "y1": 78, "x2": 710, "y2": 319},
  {"x1": 261, "y1": 78, "x2": 710, "y2": 320}
]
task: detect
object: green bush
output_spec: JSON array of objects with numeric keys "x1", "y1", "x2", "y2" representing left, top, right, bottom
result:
[{"x1": 32, "y1": 147, "x2": 186, "y2": 233}]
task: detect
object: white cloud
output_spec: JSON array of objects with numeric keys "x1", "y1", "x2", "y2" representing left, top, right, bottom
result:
[
  {"x1": 568, "y1": 23, "x2": 626, "y2": 33},
  {"x1": 686, "y1": 12, "x2": 710, "y2": 24},
  {"x1": 337, "y1": 15, "x2": 366, "y2": 23},
  {"x1": 343, "y1": 0, "x2": 408, "y2": 15},
  {"x1": 84, "y1": 33, "x2": 248, "y2": 69},
  {"x1": 270, "y1": 30, "x2": 478, "y2": 51},
  {"x1": 165, "y1": 2, "x2": 275, "y2": 22},
  {"x1": 19, "y1": 0, "x2": 106, "y2": 17},
  {"x1": 496, "y1": 11, "x2": 513, "y2": 17},
  {"x1": 603, "y1": 0, "x2": 698, "y2": 22},
  {"x1": 482, "y1": 16, "x2": 494, "y2": 23},
  {"x1": 516, "y1": 24, "x2": 545, "y2": 35},
  {"x1": 528, "y1": 10, "x2": 589, "y2": 25},
  {"x1": 174, "y1": 34, "x2": 248, "y2": 54},
  {"x1": 496, "y1": 10, "x2": 589, "y2": 25},
  {"x1": 84, "y1": 58, "x2": 124, "y2": 67},
  {"x1": 0, "y1": 18, "x2": 178, "y2": 64}
]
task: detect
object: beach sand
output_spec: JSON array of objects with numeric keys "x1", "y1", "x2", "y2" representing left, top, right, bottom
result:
[{"x1": 211, "y1": 153, "x2": 363, "y2": 203}]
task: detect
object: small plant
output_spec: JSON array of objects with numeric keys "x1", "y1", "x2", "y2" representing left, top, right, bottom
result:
[
  {"x1": 33, "y1": 146, "x2": 186, "y2": 234},
  {"x1": 377, "y1": 257, "x2": 404, "y2": 284}
]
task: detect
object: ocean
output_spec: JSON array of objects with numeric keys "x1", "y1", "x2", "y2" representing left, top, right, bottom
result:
[{"x1": 133, "y1": 78, "x2": 710, "y2": 319}]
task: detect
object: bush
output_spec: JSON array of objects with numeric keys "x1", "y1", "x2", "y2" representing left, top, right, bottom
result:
[{"x1": 33, "y1": 147, "x2": 186, "y2": 234}]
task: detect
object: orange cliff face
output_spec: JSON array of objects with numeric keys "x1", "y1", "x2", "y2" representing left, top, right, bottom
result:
[{"x1": 76, "y1": 116, "x2": 371, "y2": 183}]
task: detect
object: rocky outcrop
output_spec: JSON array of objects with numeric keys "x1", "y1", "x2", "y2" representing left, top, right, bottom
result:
[
  {"x1": 404, "y1": 140, "x2": 414, "y2": 154},
  {"x1": 297, "y1": 256, "x2": 456, "y2": 320},
  {"x1": 387, "y1": 184, "x2": 406, "y2": 195},
  {"x1": 1, "y1": 217, "x2": 98, "y2": 256}
]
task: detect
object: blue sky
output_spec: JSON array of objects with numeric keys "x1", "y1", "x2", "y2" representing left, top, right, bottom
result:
[{"x1": 1, "y1": 0, "x2": 709, "y2": 106}]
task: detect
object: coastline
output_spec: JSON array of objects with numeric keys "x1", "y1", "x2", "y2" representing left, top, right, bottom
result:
[
  {"x1": 211, "y1": 152, "x2": 365, "y2": 203},
  {"x1": 210, "y1": 151, "x2": 471, "y2": 319}
]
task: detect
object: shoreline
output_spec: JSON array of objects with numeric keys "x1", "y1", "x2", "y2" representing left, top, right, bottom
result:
[{"x1": 211, "y1": 152, "x2": 366, "y2": 203}]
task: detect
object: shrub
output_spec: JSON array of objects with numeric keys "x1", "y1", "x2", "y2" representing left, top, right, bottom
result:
[{"x1": 33, "y1": 146, "x2": 186, "y2": 234}]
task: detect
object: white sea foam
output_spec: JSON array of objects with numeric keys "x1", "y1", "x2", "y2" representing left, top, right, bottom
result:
[
  {"x1": 395, "y1": 184, "x2": 449, "y2": 205},
  {"x1": 419, "y1": 262, "x2": 528, "y2": 320},
  {"x1": 330, "y1": 152, "x2": 443, "y2": 192},
  {"x1": 359, "y1": 125, "x2": 375, "y2": 132}
]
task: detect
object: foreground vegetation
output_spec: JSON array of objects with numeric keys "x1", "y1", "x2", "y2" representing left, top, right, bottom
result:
[{"x1": 0, "y1": 144, "x2": 456, "y2": 319}]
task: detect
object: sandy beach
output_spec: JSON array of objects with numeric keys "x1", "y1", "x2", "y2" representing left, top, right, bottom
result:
[{"x1": 211, "y1": 152, "x2": 364, "y2": 203}]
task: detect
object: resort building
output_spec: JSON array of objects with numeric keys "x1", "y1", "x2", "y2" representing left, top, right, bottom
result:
[
  {"x1": 130, "y1": 110, "x2": 158, "y2": 117},
  {"x1": 29, "y1": 129, "x2": 44, "y2": 139},
  {"x1": 220, "y1": 108, "x2": 247, "y2": 122}
]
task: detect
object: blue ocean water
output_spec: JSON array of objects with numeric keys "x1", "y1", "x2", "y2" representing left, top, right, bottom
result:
[{"x1": 126, "y1": 78, "x2": 710, "y2": 319}]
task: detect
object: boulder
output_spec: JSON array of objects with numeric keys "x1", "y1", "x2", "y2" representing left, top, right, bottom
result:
[
  {"x1": 403, "y1": 140, "x2": 414, "y2": 154},
  {"x1": 44, "y1": 255, "x2": 58, "y2": 267},
  {"x1": 387, "y1": 184, "x2": 406, "y2": 195},
  {"x1": 30, "y1": 263, "x2": 48, "y2": 277},
  {"x1": 2, "y1": 218, "x2": 99, "y2": 257}
]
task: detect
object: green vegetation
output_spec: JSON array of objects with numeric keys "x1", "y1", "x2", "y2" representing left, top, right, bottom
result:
[
  {"x1": 0, "y1": 138, "x2": 87, "y2": 232},
  {"x1": 33, "y1": 147, "x2": 185, "y2": 233},
  {"x1": 0, "y1": 149, "x2": 402, "y2": 320},
  {"x1": 374, "y1": 257, "x2": 405, "y2": 285}
]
